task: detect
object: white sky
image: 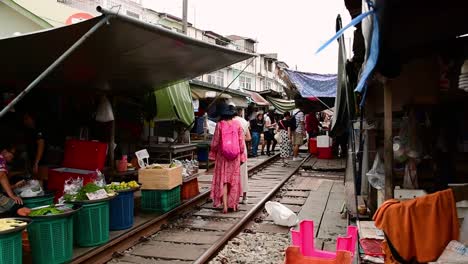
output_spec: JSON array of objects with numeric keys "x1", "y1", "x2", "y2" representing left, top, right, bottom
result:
[{"x1": 142, "y1": 0, "x2": 352, "y2": 74}]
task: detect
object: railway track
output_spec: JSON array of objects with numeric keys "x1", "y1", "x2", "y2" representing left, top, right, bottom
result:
[{"x1": 72, "y1": 154, "x2": 309, "y2": 264}]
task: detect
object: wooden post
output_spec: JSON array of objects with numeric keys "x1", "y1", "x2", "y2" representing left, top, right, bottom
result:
[{"x1": 384, "y1": 80, "x2": 393, "y2": 200}]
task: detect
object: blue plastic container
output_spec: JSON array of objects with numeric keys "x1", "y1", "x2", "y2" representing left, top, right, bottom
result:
[{"x1": 109, "y1": 190, "x2": 134, "y2": 230}]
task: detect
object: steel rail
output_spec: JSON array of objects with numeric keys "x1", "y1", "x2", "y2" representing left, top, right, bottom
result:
[
  {"x1": 193, "y1": 154, "x2": 310, "y2": 264},
  {"x1": 72, "y1": 154, "x2": 281, "y2": 264}
]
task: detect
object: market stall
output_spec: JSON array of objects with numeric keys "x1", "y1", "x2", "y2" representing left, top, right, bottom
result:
[
  {"x1": 322, "y1": 0, "x2": 468, "y2": 262},
  {"x1": 0, "y1": 5, "x2": 254, "y2": 263}
]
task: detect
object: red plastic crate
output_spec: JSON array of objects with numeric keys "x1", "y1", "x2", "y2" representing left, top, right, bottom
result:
[
  {"x1": 48, "y1": 140, "x2": 108, "y2": 201},
  {"x1": 181, "y1": 178, "x2": 200, "y2": 200}
]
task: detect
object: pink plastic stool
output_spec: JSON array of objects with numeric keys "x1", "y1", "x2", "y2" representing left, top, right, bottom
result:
[{"x1": 290, "y1": 220, "x2": 358, "y2": 258}]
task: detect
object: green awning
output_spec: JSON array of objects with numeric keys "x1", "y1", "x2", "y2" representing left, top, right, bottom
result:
[
  {"x1": 266, "y1": 96, "x2": 295, "y2": 113},
  {"x1": 154, "y1": 81, "x2": 195, "y2": 127}
]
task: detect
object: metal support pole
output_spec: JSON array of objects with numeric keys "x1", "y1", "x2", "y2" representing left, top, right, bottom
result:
[
  {"x1": 384, "y1": 80, "x2": 393, "y2": 200},
  {"x1": 182, "y1": 0, "x2": 188, "y2": 34},
  {"x1": 0, "y1": 16, "x2": 110, "y2": 119}
]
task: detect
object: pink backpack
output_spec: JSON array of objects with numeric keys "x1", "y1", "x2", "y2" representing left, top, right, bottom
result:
[{"x1": 220, "y1": 121, "x2": 240, "y2": 160}]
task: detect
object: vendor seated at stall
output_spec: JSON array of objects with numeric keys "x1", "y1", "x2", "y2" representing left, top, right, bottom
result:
[{"x1": 0, "y1": 144, "x2": 30, "y2": 216}]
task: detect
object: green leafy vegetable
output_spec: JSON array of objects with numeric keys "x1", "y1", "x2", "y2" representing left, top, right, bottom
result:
[{"x1": 29, "y1": 205, "x2": 62, "y2": 216}]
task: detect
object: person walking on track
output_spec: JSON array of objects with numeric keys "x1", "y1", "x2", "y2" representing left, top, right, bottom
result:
[
  {"x1": 231, "y1": 104, "x2": 251, "y2": 204},
  {"x1": 277, "y1": 112, "x2": 292, "y2": 166},
  {"x1": 250, "y1": 113, "x2": 264, "y2": 157},
  {"x1": 209, "y1": 103, "x2": 246, "y2": 213}
]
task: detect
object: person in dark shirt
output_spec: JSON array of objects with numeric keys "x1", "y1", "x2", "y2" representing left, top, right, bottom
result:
[
  {"x1": 249, "y1": 113, "x2": 264, "y2": 157},
  {"x1": 23, "y1": 112, "x2": 48, "y2": 186}
]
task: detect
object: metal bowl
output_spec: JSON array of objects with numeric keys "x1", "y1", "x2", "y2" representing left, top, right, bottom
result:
[
  {"x1": 0, "y1": 217, "x2": 31, "y2": 235},
  {"x1": 28, "y1": 204, "x2": 82, "y2": 220},
  {"x1": 21, "y1": 190, "x2": 55, "y2": 200},
  {"x1": 68, "y1": 193, "x2": 118, "y2": 204}
]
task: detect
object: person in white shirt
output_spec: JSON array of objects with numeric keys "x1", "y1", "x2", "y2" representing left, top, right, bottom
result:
[
  {"x1": 230, "y1": 104, "x2": 251, "y2": 204},
  {"x1": 292, "y1": 108, "x2": 305, "y2": 161}
]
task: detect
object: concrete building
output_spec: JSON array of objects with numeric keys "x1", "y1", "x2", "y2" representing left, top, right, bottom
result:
[{"x1": 0, "y1": 0, "x2": 51, "y2": 38}]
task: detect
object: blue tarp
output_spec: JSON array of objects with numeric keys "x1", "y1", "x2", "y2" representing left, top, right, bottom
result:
[{"x1": 284, "y1": 69, "x2": 337, "y2": 98}]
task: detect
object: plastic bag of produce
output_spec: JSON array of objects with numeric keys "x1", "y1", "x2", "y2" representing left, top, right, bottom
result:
[
  {"x1": 265, "y1": 201, "x2": 298, "y2": 227},
  {"x1": 94, "y1": 170, "x2": 105, "y2": 188},
  {"x1": 15, "y1": 180, "x2": 43, "y2": 197},
  {"x1": 59, "y1": 178, "x2": 83, "y2": 203},
  {"x1": 366, "y1": 153, "x2": 385, "y2": 190}
]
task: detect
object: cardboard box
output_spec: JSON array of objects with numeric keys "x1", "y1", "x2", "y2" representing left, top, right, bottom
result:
[{"x1": 138, "y1": 165, "x2": 182, "y2": 190}]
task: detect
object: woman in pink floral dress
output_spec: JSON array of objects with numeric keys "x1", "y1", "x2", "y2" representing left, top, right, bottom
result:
[{"x1": 209, "y1": 103, "x2": 246, "y2": 213}]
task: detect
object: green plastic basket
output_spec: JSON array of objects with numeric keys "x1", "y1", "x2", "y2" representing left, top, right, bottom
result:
[
  {"x1": 23, "y1": 195, "x2": 54, "y2": 209},
  {"x1": 141, "y1": 186, "x2": 181, "y2": 213},
  {"x1": 73, "y1": 201, "x2": 109, "y2": 247},
  {"x1": 27, "y1": 216, "x2": 73, "y2": 264},
  {"x1": 0, "y1": 231, "x2": 22, "y2": 264}
]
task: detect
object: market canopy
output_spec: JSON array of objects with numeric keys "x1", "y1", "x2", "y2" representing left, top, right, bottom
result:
[
  {"x1": 266, "y1": 96, "x2": 295, "y2": 113},
  {"x1": 189, "y1": 80, "x2": 249, "y2": 108},
  {"x1": 283, "y1": 69, "x2": 337, "y2": 99},
  {"x1": 154, "y1": 81, "x2": 194, "y2": 127},
  {"x1": 0, "y1": 7, "x2": 254, "y2": 96},
  {"x1": 248, "y1": 91, "x2": 270, "y2": 106}
]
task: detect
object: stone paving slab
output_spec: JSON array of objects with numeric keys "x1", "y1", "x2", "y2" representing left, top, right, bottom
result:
[
  {"x1": 179, "y1": 218, "x2": 234, "y2": 231},
  {"x1": 152, "y1": 229, "x2": 223, "y2": 244},
  {"x1": 112, "y1": 255, "x2": 191, "y2": 264},
  {"x1": 278, "y1": 197, "x2": 307, "y2": 205},
  {"x1": 131, "y1": 241, "x2": 208, "y2": 261},
  {"x1": 193, "y1": 209, "x2": 246, "y2": 219},
  {"x1": 283, "y1": 190, "x2": 310, "y2": 197}
]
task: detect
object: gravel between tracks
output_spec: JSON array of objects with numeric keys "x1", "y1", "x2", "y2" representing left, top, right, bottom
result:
[{"x1": 209, "y1": 232, "x2": 289, "y2": 264}]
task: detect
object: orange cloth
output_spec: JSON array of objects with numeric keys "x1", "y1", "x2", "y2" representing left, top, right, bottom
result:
[
  {"x1": 283, "y1": 246, "x2": 352, "y2": 264},
  {"x1": 373, "y1": 189, "x2": 459, "y2": 263}
]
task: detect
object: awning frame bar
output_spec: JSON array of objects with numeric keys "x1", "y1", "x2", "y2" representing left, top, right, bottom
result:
[{"x1": 0, "y1": 15, "x2": 111, "y2": 119}]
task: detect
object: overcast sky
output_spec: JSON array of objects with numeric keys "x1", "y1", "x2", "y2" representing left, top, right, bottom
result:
[{"x1": 142, "y1": 0, "x2": 352, "y2": 74}]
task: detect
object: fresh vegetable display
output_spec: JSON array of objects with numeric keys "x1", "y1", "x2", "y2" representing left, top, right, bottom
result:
[
  {"x1": 106, "y1": 181, "x2": 139, "y2": 191},
  {"x1": 29, "y1": 205, "x2": 63, "y2": 216},
  {"x1": 0, "y1": 219, "x2": 27, "y2": 232},
  {"x1": 64, "y1": 183, "x2": 116, "y2": 202}
]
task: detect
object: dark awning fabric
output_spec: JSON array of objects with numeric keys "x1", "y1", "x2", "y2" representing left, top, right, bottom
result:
[
  {"x1": 0, "y1": 14, "x2": 253, "y2": 95},
  {"x1": 283, "y1": 69, "x2": 337, "y2": 99}
]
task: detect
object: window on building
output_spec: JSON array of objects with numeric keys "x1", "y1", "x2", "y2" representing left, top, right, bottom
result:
[
  {"x1": 239, "y1": 76, "x2": 252, "y2": 90},
  {"x1": 207, "y1": 71, "x2": 224, "y2": 86},
  {"x1": 126, "y1": 10, "x2": 140, "y2": 19},
  {"x1": 268, "y1": 61, "x2": 273, "y2": 72},
  {"x1": 264, "y1": 81, "x2": 272, "y2": 90}
]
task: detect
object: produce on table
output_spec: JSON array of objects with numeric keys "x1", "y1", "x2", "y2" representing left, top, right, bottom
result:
[
  {"x1": 64, "y1": 183, "x2": 116, "y2": 202},
  {"x1": 29, "y1": 205, "x2": 62, "y2": 216},
  {"x1": 0, "y1": 219, "x2": 27, "y2": 232},
  {"x1": 106, "y1": 181, "x2": 139, "y2": 191}
]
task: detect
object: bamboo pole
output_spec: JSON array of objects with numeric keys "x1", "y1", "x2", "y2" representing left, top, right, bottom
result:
[{"x1": 384, "y1": 80, "x2": 393, "y2": 200}]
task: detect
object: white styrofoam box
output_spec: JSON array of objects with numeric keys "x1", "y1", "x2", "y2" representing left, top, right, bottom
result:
[
  {"x1": 394, "y1": 186, "x2": 427, "y2": 200},
  {"x1": 317, "y1": 135, "x2": 332, "y2": 148}
]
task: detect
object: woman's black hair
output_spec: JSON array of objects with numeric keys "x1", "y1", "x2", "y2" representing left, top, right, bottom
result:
[
  {"x1": 283, "y1": 111, "x2": 291, "y2": 118},
  {"x1": 220, "y1": 114, "x2": 234, "y2": 121},
  {"x1": 0, "y1": 142, "x2": 15, "y2": 152}
]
